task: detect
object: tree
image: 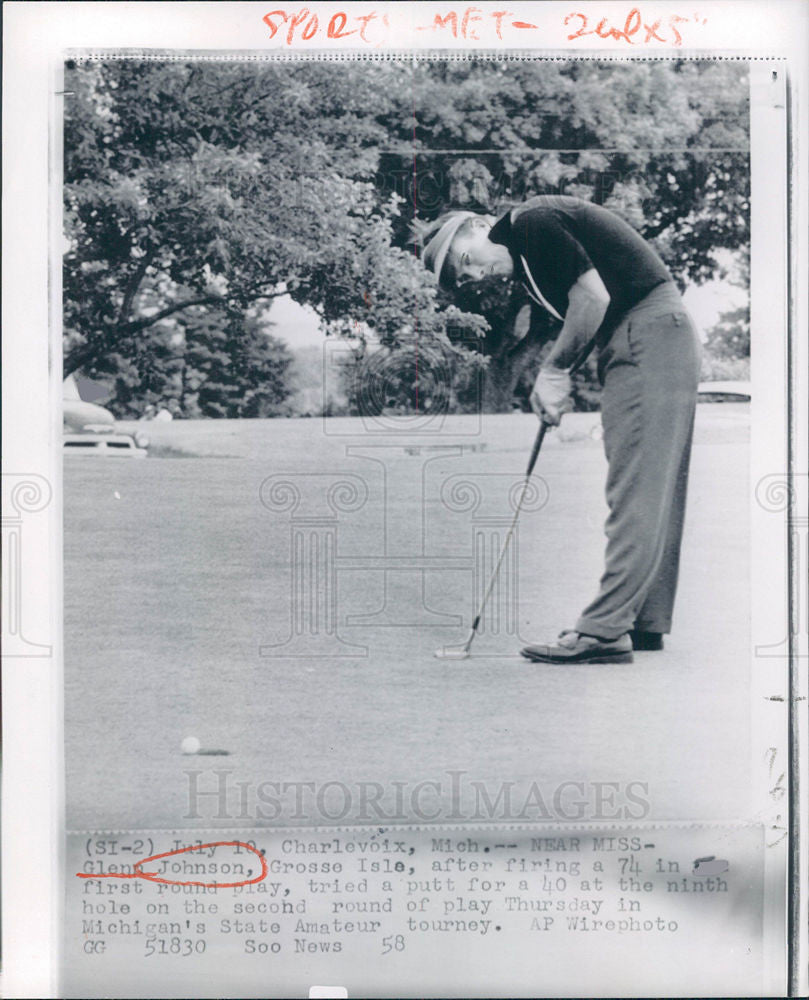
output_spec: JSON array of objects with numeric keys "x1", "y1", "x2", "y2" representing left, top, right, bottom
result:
[
  {"x1": 703, "y1": 304, "x2": 750, "y2": 363},
  {"x1": 703, "y1": 251, "x2": 750, "y2": 364},
  {"x1": 338, "y1": 335, "x2": 487, "y2": 417},
  {"x1": 182, "y1": 310, "x2": 293, "y2": 418},
  {"x1": 98, "y1": 302, "x2": 293, "y2": 419},
  {"x1": 63, "y1": 59, "x2": 482, "y2": 409},
  {"x1": 64, "y1": 58, "x2": 750, "y2": 416},
  {"x1": 378, "y1": 59, "x2": 750, "y2": 409}
]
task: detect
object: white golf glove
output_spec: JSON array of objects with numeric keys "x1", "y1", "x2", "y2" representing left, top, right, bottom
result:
[{"x1": 530, "y1": 366, "x2": 572, "y2": 425}]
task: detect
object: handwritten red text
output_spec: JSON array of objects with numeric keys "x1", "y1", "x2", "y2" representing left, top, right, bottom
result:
[
  {"x1": 262, "y1": 7, "x2": 539, "y2": 45},
  {"x1": 416, "y1": 9, "x2": 538, "y2": 40},
  {"x1": 565, "y1": 8, "x2": 707, "y2": 46},
  {"x1": 263, "y1": 8, "x2": 389, "y2": 45},
  {"x1": 76, "y1": 840, "x2": 268, "y2": 890}
]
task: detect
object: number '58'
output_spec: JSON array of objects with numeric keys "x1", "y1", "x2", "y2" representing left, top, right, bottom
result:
[{"x1": 381, "y1": 934, "x2": 405, "y2": 954}]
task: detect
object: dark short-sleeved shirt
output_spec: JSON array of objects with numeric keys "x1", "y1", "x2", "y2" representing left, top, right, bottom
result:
[{"x1": 488, "y1": 195, "x2": 673, "y2": 333}]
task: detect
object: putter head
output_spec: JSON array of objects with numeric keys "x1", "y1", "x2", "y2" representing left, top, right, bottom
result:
[{"x1": 434, "y1": 644, "x2": 471, "y2": 660}]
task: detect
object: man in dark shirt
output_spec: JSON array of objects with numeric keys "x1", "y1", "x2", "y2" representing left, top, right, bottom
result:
[{"x1": 419, "y1": 196, "x2": 701, "y2": 664}]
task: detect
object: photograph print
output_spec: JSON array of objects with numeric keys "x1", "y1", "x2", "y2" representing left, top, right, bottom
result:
[{"x1": 60, "y1": 52, "x2": 773, "y2": 997}]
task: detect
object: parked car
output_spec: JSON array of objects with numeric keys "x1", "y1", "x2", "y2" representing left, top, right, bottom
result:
[
  {"x1": 697, "y1": 380, "x2": 751, "y2": 402},
  {"x1": 63, "y1": 374, "x2": 149, "y2": 457},
  {"x1": 63, "y1": 432, "x2": 148, "y2": 457}
]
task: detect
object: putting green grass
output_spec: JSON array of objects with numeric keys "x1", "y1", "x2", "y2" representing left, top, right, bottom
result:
[{"x1": 64, "y1": 408, "x2": 750, "y2": 830}]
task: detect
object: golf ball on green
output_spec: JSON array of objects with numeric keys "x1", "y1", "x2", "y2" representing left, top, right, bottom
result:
[{"x1": 181, "y1": 736, "x2": 201, "y2": 755}]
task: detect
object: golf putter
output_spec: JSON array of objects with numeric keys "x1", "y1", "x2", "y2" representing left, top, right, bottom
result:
[
  {"x1": 434, "y1": 337, "x2": 597, "y2": 661},
  {"x1": 434, "y1": 420, "x2": 549, "y2": 660}
]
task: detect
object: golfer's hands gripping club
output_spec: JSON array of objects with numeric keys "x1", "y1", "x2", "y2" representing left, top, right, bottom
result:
[{"x1": 530, "y1": 365, "x2": 573, "y2": 426}]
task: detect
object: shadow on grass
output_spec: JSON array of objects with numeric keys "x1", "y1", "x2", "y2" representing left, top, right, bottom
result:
[{"x1": 146, "y1": 443, "x2": 243, "y2": 459}]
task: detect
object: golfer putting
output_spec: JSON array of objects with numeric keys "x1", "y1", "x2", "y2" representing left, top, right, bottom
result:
[{"x1": 420, "y1": 195, "x2": 701, "y2": 665}]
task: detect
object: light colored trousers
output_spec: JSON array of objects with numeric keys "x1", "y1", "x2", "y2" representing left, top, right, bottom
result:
[{"x1": 575, "y1": 282, "x2": 702, "y2": 641}]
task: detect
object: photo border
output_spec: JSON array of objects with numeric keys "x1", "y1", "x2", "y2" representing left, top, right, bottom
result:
[{"x1": 3, "y1": 4, "x2": 807, "y2": 997}]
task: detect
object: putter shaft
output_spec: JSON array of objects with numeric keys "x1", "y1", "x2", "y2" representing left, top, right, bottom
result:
[
  {"x1": 447, "y1": 337, "x2": 596, "y2": 661},
  {"x1": 467, "y1": 451, "x2": 542, "y2": 641}
]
